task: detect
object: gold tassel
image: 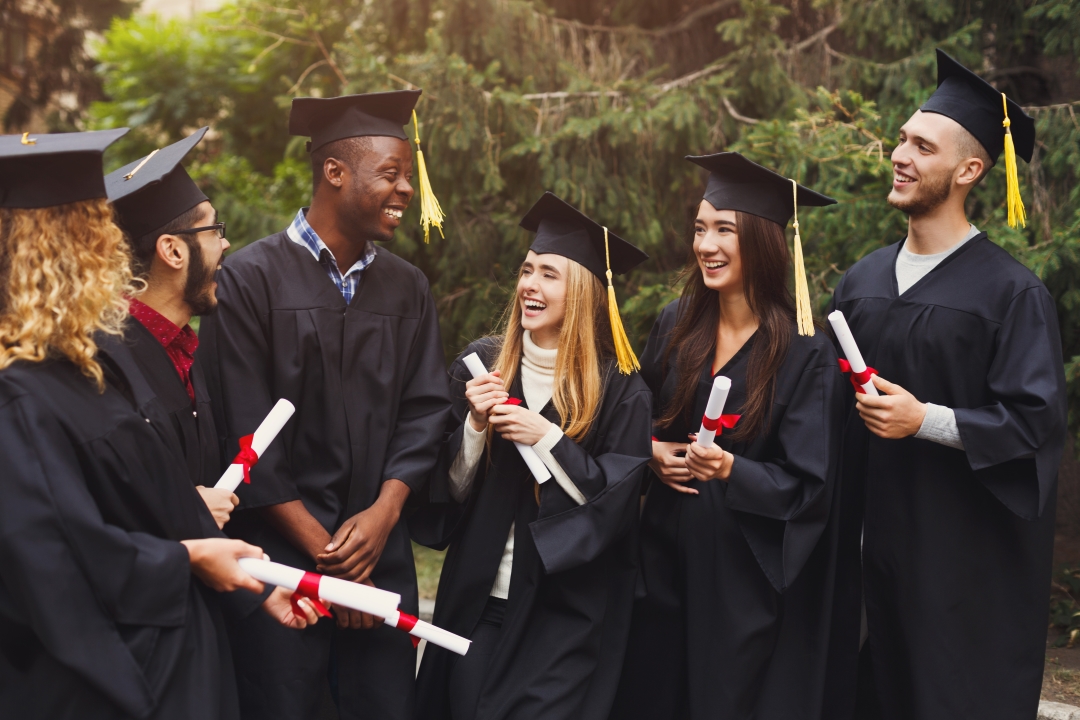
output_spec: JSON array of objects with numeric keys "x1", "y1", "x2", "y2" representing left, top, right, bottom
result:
[
  {"x1": 1001, "y1": 93, "x2": 1026, "y2": 229},
  {"x1": 791, "y1": 179, "x2": 815, "y2": 337},
  {"x1": 411, "y1": 110, "x2": 445, "y2": 243},
  {"x1": 603, "y1": 226, "x2": 640, "y2": 374}
]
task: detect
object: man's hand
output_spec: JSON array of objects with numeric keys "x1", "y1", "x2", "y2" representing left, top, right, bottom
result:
[
  {"x1": 685, "y1": 434, "x2": 734, "y2": 483},
  {"x1": 856, "y1": 375, "x2": 928, "y2": 439},
  {"x1": 488, "y1": 403, "x2": 551, "y2": 446},
  {"x1": 196, "y1": 486, "x2": 239, "y2": 529},
  {"x1": 316, "y1": 478, "x2": 410, "y2": 583},
  {"x1": 181, "y1": 538, "x2": 264, "y2": 594},
  {"x1": 261, "y1": 585, "x2": 329, "y2": 629},
  {"x1": 332, "y1": 579, "x2": 386, "y2": 630},
  {"x1": 649, "y1": 440, "x2": 697, "y2": 495}
]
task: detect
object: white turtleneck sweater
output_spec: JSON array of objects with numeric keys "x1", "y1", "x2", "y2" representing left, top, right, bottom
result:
[{"x1": 448, "y1": 331, "x2": 586, "y2": 599}]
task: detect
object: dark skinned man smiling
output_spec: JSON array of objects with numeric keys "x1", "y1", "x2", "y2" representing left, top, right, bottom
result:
[{"x1": 199, "y1": 91, "x2": 452, "y2": 720}]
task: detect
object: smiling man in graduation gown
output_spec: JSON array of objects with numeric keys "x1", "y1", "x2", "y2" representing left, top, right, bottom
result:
[
  {"x1": 105, "y1": 128, "x2": 238, "y2": 529},
  {"x1": 829, "y1": 50, "x2": 1067, "y2": 720},
  {"x1": 198, "y1": 91, "x2": 452, "y2": 719}
]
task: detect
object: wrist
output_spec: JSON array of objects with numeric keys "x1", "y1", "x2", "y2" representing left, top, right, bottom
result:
[{"x1": 468, "y1": 412, "x2": 487, "y2": 432}]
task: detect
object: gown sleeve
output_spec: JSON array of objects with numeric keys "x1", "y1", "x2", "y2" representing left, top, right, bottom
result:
[
  {"x1": 529, "y1": 384, "x2": 653, "y2": 575},
  {"x1": 723, "y1": 357, "x2": 845, "y2": 592},
  {"x1": 199, "y1": 263, "x2": 301, "y2": 509},
  {"x1": 379, "y1": 285, "x2": 452, "y2": 494},
  {"x1": 0, "y1": 392, "x2": 192, "y2": 718},
  {"x1": 953, "y1": 285, "x2": 1067, "y2": 519}
]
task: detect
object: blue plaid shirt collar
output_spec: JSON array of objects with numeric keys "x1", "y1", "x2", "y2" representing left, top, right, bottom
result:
[{"x1": 286, "y1": 207, "x2": 376, "y2": 304}]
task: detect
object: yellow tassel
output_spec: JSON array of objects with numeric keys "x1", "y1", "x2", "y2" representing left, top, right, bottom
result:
[
  {"x1": 411, "y1": 110, "x2": 445, "y2": 243},
  {"x1": 790, "y1": 179, "x2": 815, "y2": 337},
  {"x1": 603, "y1": 226, "x2": 640, "y2": 374},
  {"x1": 1000, "y1": 93, "x2": 1026, "y2": 229}
]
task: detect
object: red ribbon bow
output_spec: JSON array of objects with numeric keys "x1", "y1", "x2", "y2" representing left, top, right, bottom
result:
[
  {"x1": 838, "y1": 359, "x2": 877, "y2": 394},
  {"x1": 701, "y1": 414, "x2": 741, "y2": 434},
  {"x1": 396, "y1": 612, "x2": 421, "y2": 647},
  {"x1": 503, "y1": 397, "x2": 523, "y2": 406},
  {"x1": 289, "y1": 572, "x2": 333, "y2": 619},
  {"x1": 232, "y1": 434, "x2": 259, "y2": 484}
]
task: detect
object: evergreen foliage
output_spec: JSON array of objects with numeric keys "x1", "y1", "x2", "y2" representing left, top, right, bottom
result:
[{"x1": 87, "y1": 0, "x2": 1080, "y2": 438}]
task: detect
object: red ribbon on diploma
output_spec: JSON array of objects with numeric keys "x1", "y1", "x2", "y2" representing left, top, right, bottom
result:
[
  {"x1": 396, "y1": 612, "x2": 422, "y2": 647},
  {"x1": 503, "y1": 397, "x2": 523, "y2": 406},
  {"x1": 233, "y1": 434, "x2": 259, "y2": 484},
  {"x1": 838, "y1": 359, "x2": 877, "y2": 394},
  {"x1": 289, "y1": 572, "x2": 333, "y2": 619},
  {"x1": 701, "y1": 414, "x2": 741, "y2": 435}
]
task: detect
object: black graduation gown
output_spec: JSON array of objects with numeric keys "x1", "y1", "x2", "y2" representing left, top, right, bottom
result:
[
  {"x1": 122, "y1": 315, "x2": 220, "y2": 488},
  {"x1": 611, "y1": 301, "x2": 848, "y2": 720},
  {"x1": 198, "y1": 231, "x2": 452, "y2": 716},
  {"x1": 0, "y1": 348, "x2": 238, "y2": 720},
  {"x1": 829, "y1": 233, "x2": 1067, "y2": 720},
  {"x1": 410, "y1": 337, "x2": 653, "y2": 720}
]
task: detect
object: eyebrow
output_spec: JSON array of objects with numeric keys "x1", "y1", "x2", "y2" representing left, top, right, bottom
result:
[
  {"x1": 900, "y1": 129, "x2": 938, "y2": 151},
  {"x1": 695, "y1": 218, "x2": 737, "y2": 229},
  {"x1": 522, "y1": 261, "x2": 561, "y2": 274}
]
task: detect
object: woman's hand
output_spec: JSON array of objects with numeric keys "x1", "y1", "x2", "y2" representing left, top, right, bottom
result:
[
  {"x1": 196, "y1": 486, "x2": 239, "y2": 529},
  {"x1": 465, "y1": 370, "x2": 509, "y2": 432},
  {"x1": 649, "y1": 440, "x2": 697, "y2": 495},
  {"x1": 684, "y1": 434, "x2": 734, "y2": 483},
  {"x1": 488, "y1": 403, "x2": 551, "y2": 446},
  {"x1": 261, "y1": 585, "x2": 329, "y2": 629},
  {"x1": 181, "y1": 538, "x2": 264, "y2": 593}
]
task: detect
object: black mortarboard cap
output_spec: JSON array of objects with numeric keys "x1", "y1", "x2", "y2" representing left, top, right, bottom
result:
[
  {"x1": 0, "y1": 128, "x2": 128, "y2": 209},
  {"x1": 921, "y1": 49, "x2": 1035, "y2": 163},
  {"x1": 289, "y1": 91, "x2": 422, "y2": 153},
  {"x1": 105, "y1": 127, "x2": 210, "y2": 239},
  {"x1": 520, "y1": 192, "x2": 648, "y2": 282},
  {"x1": 686, "y1": 152, "x2": 836, "y2": 225}
]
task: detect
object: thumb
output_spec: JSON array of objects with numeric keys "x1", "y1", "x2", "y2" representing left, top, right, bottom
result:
[
  {"x1": 871, "y1": 374, "x2": 901, "y2": 394},
  {"x1": 236, "y1": 541, "x2": 263, "y2": 559},
  {"x1": 326, "y1": 523, "x2": 354, "y2": 552}
]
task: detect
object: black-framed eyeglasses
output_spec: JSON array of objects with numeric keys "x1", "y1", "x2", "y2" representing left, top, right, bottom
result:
[{"x1": 173, "y1": 221, "x2": 226, "y2": 240}]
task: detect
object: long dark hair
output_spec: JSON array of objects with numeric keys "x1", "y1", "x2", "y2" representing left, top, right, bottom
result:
[{"x1": 658, "y1": 207, "x2": 795, "y2": 442}]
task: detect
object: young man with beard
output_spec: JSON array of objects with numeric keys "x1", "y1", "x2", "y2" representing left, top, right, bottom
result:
[
  {"x1": 106, "y1": 128, "x2": 240, "y2": 529},
  {"x1": 828, "y1": 50, "x2": 1067, "y2": 720},
  {"x1": 199, "y1": 91, "x2": 452, "y2": 720}
]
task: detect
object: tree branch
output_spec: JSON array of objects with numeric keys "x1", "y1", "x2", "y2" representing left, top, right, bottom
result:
[{"x1": 722, "y1": 96, "x2": 758, "y2": 124}]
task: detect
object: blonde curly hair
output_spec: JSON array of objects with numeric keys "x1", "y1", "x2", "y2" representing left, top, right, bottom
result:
[{"x1": 0, "y1": 199, "x2": 138, "y2": 390}]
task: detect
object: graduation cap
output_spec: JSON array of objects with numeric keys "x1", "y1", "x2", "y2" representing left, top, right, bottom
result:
[
  {"x1": 686, "y1": 152, "x2": 837, "y2": 337},
  {"x1": 0, "y1": 128, "x2": 128, "y2": 209},
  {"x1": 520, "y1": 191, "x2": 649, "y2": 374},
  {"x1": 105, "y1": 127, "x2": 209, "y2": 240},
  {"x1": 921, "y1": 49, "x2": 1035, "y2": 228},
  {"x1": 290, "y1": 91, "x2": 445, "y2": 243}
]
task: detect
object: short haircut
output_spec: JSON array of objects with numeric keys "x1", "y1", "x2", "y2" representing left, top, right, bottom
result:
[
  {"x1": 310, "y1": 136, "x2": 373, "y2": 193},
  {"x1": 129, "y1": 204, "x2": 205, "y2": 278},
  {"x1": 953, "y1": 124, "x2": 994, "y2": 186}
]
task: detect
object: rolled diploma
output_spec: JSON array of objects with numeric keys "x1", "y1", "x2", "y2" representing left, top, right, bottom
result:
[
  {"x1": 696, "y1": 376, "x2": 732, "y2": 448},
  {"x1": 237, "y1": 558, "x2": 401, "y2": 618},
  {"x1": 828, "y1": 311, "x2": 879, "y2": 396},
  {"x1": 215, "y1": 398, "x2": 296, "y2": 492},
  {"x1": 461, "y1": 353, "x2": 552, "y2": 483},
  {"x1": 385, "y1": 610, "x2": 472, "y2": 656}
]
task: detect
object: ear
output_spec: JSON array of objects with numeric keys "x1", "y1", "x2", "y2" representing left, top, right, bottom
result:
[
  {"x1": 954, "y1": 155, "x2": 986, "y2": 188},
  {"x1": 155, "y1": 234, "x2": 188, "y2": 272},
  {"x1": 322, "y1": 156, "x2": 346, "y2": 190}
]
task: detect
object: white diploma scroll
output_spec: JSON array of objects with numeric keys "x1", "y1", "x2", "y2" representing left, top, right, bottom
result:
[
  {"x1": 215, "y1": 399, "x2": 296, "y2": 492},
  {"x1": 828, "y1": 310, "x2": 879, "y2": 396},
  {"x1": 385, "y1": 610, "x2": 472, "y2": 656},
  {"x1": 461, "y1": 352, "x2": 552, "y2": 484},
  {"x1": 237, "y1": 558, "x2": 401, "y2": 618},
  {"x1": 696, "y1": 376, "x2": 732, "y2": 448}
]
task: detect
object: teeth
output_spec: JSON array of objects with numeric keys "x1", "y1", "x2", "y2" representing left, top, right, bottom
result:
[
  {"x1": 894, "y1": 173, "x2": 914, "y2": 183},
  {"x1": 384, "y1": 208, "x2": 403, "y2": 218},
  {"x1": 524, "y1": 300, "x2": 546, "y2": 309},
  {"x1": 703, "y1": 261, "x2": 727, "y2": 269}
]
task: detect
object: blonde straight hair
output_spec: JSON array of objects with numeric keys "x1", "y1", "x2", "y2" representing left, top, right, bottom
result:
[{"x1": 491, "y1": 257, "x2": 610, "y2": 442}]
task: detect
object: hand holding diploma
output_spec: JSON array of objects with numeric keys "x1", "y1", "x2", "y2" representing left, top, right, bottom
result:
[
  {"x1": 239, "y1": 558, "x2": 472, "y2": 655},
  {"x1": 215, "y1": 399, "x2": 296, "y2": 492},
  {"x1": 462, "y1": 353, "x2": 552, "y2": 483},
  {"x1": 684, "y1": 376, "x2": 739, "y2": 483},
  {"x1": 854, "y1": 375, "x2": 929, "y2": 440}
]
